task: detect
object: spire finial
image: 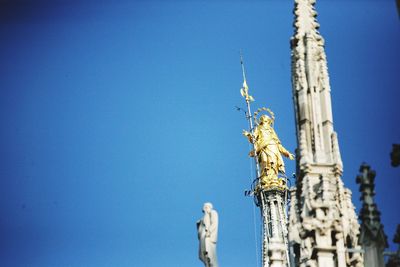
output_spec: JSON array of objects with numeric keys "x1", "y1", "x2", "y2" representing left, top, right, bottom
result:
[{"x1": 293, "y1": 0, "x2": 320, "y2": 39}]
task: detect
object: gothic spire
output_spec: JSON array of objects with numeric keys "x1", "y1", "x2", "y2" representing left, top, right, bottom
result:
[
  {"x1": 291, "y1": 0, "x2": 336, "y2": 166},
  {"x1": 356, "y1": 163, "x2": 388, "y2": 267},
  {"x1": 293, "y1": 0, "x2": 320, "y2": 39},
  {"x1": 288, "y1": 1, "x2": 363, "y2": 266}
]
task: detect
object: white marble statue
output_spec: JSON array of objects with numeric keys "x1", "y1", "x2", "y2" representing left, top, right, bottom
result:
[{"x1": 196, "y1": 202, "x2": 219, "y2": 267}]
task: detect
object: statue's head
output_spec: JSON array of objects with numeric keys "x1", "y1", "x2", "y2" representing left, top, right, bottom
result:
[
  {"x1": 259, "y1": 115, "x2": 272, "y2": 125},
  {"x1": 203, "y1": 202, "x2": 213, "y2": 214}
]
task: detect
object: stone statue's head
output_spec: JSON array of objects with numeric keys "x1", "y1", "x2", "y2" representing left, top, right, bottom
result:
[
  {"x1": 203, "y1": 202, "x2": 213, "y2": 214},
  {"x1": 259, "y1": 115, "x2": 273, "y2": 125}
]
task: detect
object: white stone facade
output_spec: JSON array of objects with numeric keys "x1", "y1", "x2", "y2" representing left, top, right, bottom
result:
[{"x1": 288, "y1": 0, "x2": 363, "y2": 266}]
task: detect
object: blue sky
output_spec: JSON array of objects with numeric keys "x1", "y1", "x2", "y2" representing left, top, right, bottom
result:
[{"x1": 0, "y1": 0, "x2": 399, "y2": 266}]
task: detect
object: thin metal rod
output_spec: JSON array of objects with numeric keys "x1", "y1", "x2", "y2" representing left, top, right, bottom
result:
[
  {"x1": 240, "y1": 53, "x2": 260, "y2": 177},
  {"x1": 241, "y1": 53, "x2": 268, "y2": 267},
  {"x1": 240, "y1": 51, "x2": 247, "y2": 83}
]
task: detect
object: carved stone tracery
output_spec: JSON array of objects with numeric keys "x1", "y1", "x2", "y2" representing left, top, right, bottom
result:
[{"x1": 288, "y1": 1, "x2": 363, "y2": 266}]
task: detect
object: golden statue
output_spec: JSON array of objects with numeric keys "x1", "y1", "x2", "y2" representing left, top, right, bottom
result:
[{"x1": 243, "y1": 113, "x2": 294, "y2": 190}]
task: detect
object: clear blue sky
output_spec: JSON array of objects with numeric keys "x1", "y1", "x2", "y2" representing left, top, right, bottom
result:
[{"x1": 0, "y1": 0, "x2": 399, "y2": 266}]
